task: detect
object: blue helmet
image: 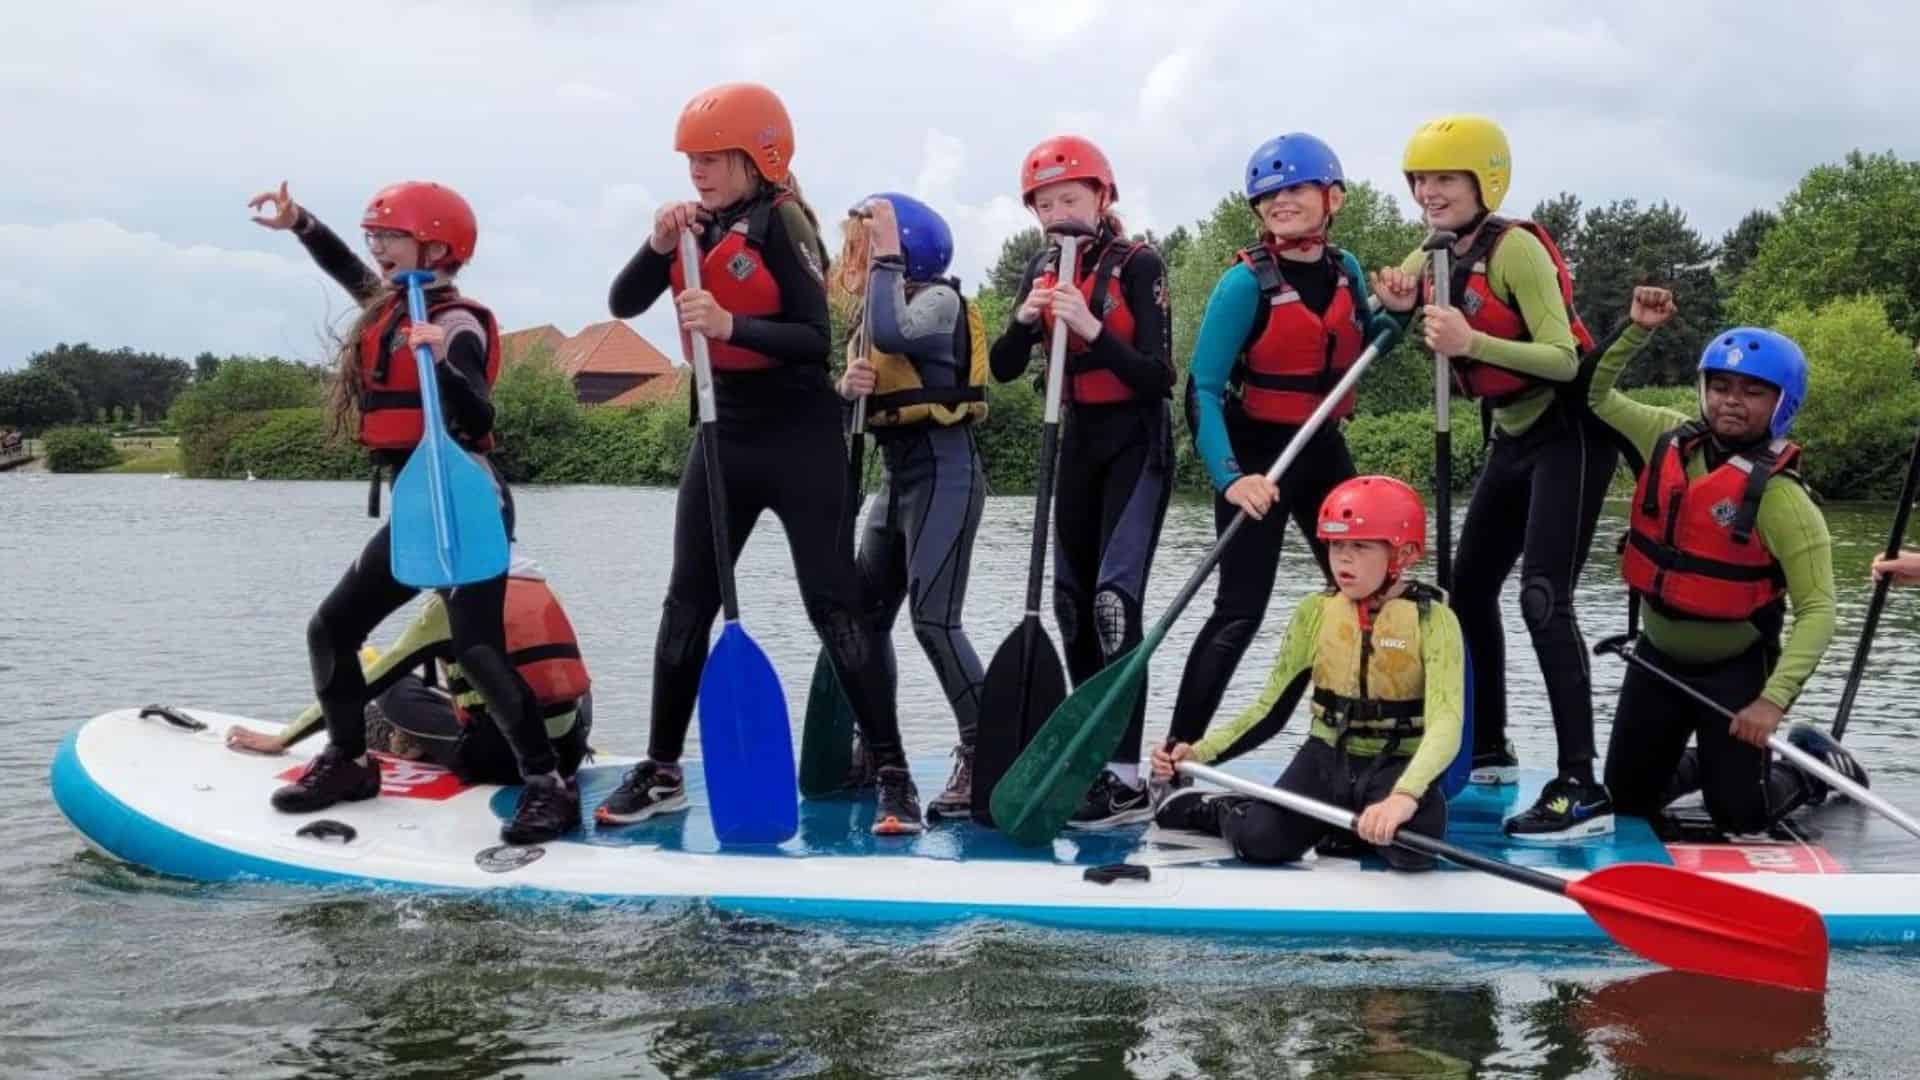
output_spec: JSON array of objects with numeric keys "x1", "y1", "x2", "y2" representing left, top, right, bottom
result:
[
  {"x1": 1697, "y1": 327, "x2": 1808, "y2": 439},
  {"x1": 1245, "y1": 133, "x2": 1344, "y2": 203},
  {"x1": 868, "y1": 192, "x2": 953, "y2": 282}
]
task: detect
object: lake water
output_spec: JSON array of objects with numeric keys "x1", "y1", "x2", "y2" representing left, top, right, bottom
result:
[{"x1": 5, "y1": 473, "x2": 1917, "y2": 1077}]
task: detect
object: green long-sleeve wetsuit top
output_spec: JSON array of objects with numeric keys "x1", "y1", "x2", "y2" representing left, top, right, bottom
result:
[
  {"x1": 1189, "y1": 590, "x2": 1466, "y2": 800},
  {"x1": 1397, "y1": 225, "x2": 1580, "y2": 437},
  {"x1": 1589, "y1": 324, "x2": 1836, "y2": 709},
  {"x1": 1188, "y1": 249, "x2": 1404, "y2": 492}
]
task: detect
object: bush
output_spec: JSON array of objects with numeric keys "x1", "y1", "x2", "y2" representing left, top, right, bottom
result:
[
  {"x1": 1342, "y1": 402, "x2": 1487, "y2": 492},
  {"x1": 225, "y1": 408, "x2": 369, "y2": 480},
  {"x1": 973, "y1": 379, "x2": 1045, "y2": 493},
  {"x1": 491, "y1": 350, "x2": 587, "y2": 483},
  {"x1": 172, "y1": 358, "x2": 323, "y2": 478},
  {"x1": 43, "y1": 426, "x2": 122, "y2": 472},
  {"x1": 180, "y1": 410, "x2": 274, "y2": 478},
  {"x1": 1775, "y1": 295, "x2": 1920, "y2": 498}
]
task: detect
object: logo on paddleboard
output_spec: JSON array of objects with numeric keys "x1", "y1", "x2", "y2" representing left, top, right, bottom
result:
[
  {"x1": 474, "y1": 844, "x2": 545, "y2": 873},
  {"x1": 276, "y1": 753, "x2": 468, "y2": 801}
]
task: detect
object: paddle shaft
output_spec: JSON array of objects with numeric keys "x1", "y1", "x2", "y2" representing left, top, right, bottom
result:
[
  {"x1": 1600, "y1": 638, "x2": 1920, "y2": 840},
  {"x1": 1153, "y1": 332, "x2": 1395, "y2": 640},
  {"x1": 399, "y1": 271, "x2": 457, "y2": 574},
  {"x1": 1425, "y1": 232, "x2": 1458, "y2": 590},
  {"x1": 1020, "y1": 234, "x2": 1082, "y2": 617},
  {"x1": 1831, "y1": 422, "x2": 1920, "y2": 739},
  {"x1": 679, "y1": 230, "x2": 743, "y2": 622},
  {"x1": 1180, "y1": 762, "x2": 1569, "y2": 894}
]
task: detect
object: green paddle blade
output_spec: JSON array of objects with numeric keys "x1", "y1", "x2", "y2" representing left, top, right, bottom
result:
[
  {"x1": 989, "y1": 642, "x2": 1149, "y2": 846},
  {"x1": 797, "y1": 650, "x2": 856, "y2": 798}
]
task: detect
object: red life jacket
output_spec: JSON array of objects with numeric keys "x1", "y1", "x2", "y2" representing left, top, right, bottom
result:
[
  {"x1": 1422, "y1": 217, "x2": 1596, "y2": 403},
  {"x1": 1230, "y1": 245, "x2": 1367, "y2": 426},
  {"x1": 1621, "y1": 421, "x2": 1801, "y2": 622},
  {"x1": 356, "y1": 293, "x2": 501, "y2": 451},
  {"x1": 1036, "y1": 237, "x2": 1148, "y2": 404},
  {"x1": 667, "y1": 193, "x2": 797, "y2": 372},
  {"x1": 445, "y1": 575, "x2": 592, "y2": 712}
]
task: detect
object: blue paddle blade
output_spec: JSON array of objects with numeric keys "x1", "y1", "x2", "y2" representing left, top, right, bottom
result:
[
  {"x1": 698, "y1": 622, "x2": 798, "y2": 844},
  {"x1": 390, "y1": 430, "x2": 511, "y2": 588},
  {"x1": 1441, "y1": 644, "x2": 1477, "y2": 799}
]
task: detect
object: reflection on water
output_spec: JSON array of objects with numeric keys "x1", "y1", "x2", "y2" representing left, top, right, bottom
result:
[{"x1": 5, "y1": 474, "x2": 1919, "y2": 1076}]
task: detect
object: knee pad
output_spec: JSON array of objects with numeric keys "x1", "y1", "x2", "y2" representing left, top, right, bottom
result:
[
  {"x1": 1520, "y1": 574, "x2": 1560, "y2": 633},
  {"x1": 1093, "y1": 588, "x2": 1134, "y2": 659},
  {"x1": 654, "y1": 597, "x2": 711, "y2": 668}
]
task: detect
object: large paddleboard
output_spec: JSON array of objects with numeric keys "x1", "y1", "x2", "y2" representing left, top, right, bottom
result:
[{"x1": 51, "y1": 707, "x2": 1920, "y2": 946}]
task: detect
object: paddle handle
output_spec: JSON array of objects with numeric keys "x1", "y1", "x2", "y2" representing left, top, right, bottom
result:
[
  {"x1": 1426, "y1": 234, "x2": 1456, "y2": 590},
  {"x1": 1599, "y1": 638, "x2": 1920, "y2": 839},
  {"x1": 397, "y1": 270, "x2": 456, "y2": 576},
  {"x1": 1164, "y1": 332, "x2": 1395, "y2": 632},
  {"x1": 678, "y1": 230, "x2": 741, "y2": 621},
  {"x1": 1178, "y1": 762, "x2": 1570, "y2": 895},
  {"x1": 1831, "y1": 423, "x2": 1920, "y2": 738},
  {"x1": 1041, "y1": 235, "x2": 1082, "y2": 424}
]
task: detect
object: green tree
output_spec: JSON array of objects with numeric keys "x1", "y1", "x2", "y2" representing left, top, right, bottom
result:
[
  {"x1": 1732, "y1": 151, "x2": 1920, "y2": 337},
  {"x1": 42, "y1": 426, "x2": 122, "y2": 472},
  {"x1": 0, "y1": 368, "x2": 82, "y2": 434},
  {"x1": 1529, "y1": 192, "x2": 1583, "y2": 268},
  {"x1": 1775, "y1": 295, "x2": 1920, "y2": 498},
  {"x1": 490, "y1": 347, "x2": 587, "y2": 483},
  {"x1": 194, "y1": 351, "x2": 223, "y2": 383},
  {"x1": 1571, "y1": 199, "x2": 1721, "y2": 385},
  {"x1": 27, "y1": 342, "x2": 191, "y2": 421},
  {"x1": 987, "y1": 228, "x2": 1047, "y2": 295},
  {"x1": 169, "y1": 357, "x2": 325, "y2": 477},
  {"x1": 1718, "y1": 209, "x2": 1777, "y2": 286}
]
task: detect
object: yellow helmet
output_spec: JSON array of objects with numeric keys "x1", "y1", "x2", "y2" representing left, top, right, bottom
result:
[{"x1": 1402, "y1": 115, "x2": 1511, "y2": 212}]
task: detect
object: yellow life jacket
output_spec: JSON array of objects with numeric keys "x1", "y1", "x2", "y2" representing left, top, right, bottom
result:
[
  {"x1": 1310, "y1": 584, "x2": 1441, "y2": 752},
  {"x1": 867, "y1": 281, "x2": 990, "y2": 428}
]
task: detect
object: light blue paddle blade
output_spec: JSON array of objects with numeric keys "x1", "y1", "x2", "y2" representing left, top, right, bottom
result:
[
  {"x1": 389, "y1": 429, "x2": 510, "y2": 588},
  {"x1": 1441, "y1": 644, "x2": 1476, "y2": 800},
  {"x1": 698, "y1": 621, "x2": 797, "y2": 845}
]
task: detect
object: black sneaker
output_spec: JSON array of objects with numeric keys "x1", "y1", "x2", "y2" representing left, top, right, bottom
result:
[
  {"x1": 927, "y1": 744, "x2": 973, "y2": 819},
  {"x1": 1470, "y1": 741, "x2": 1520, "y2": 785},
  {"x1": 503, "y1": 773, "x2": 581, "y2": 845},
  {"x1": 1504, "y1": 775, "x2": 1615, "y2": 842},
  {"x1": 872, "y1": 765, "x2": 924, "y2": 836},
  {"x1": 594, "y1": 760, "x2": 687, "y2": 825},
  {"x1": 1787, "y1": 725, "x2": 1868, "y2": 805},
  {"x1": 1152, "y1": 787, "x2": 1220, "y2": 833},
  {"x1": 1068, "y1": 770, "x2": 1153, "y2": 830},
  {"x1": 271, "y1": 746, "x2": 380, "y2": 813}
]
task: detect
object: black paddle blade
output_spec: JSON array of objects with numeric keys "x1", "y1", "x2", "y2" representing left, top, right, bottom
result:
[{"x1": 972, "y1": 618, "x2": 1067, "y2": 826}]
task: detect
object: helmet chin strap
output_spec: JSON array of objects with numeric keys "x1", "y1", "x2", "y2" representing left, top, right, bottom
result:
[{"x1": 1263, "y1": 187, "x2": 1334, "y2": 252}]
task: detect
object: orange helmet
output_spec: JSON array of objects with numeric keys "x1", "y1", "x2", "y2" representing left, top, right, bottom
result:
[
  {"x1": 1317, "y1": 476, "x2": 1426, "y2": 560},
  {"x1": 1020, "y1": 135, "x2": 1116, "y2": 205},
  {"x1": 674, "y1": 82, "x2": 795, "y2": 184},
  {"x1": 361, "y1": 182, "x2": 477, "y2": 267}
]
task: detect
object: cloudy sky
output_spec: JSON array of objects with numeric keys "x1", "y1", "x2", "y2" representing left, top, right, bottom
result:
[{"x1": 3, "y1": 1, "x2": 1915, "y2": 369}]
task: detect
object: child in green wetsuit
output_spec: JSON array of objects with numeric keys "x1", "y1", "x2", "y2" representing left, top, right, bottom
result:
[
  {"x1": 1590, "y1": 288, "x2": 1862, "y2": 834},
  {"x1": 1150, "y1": 476, "x2": 1465, "y2": 870}
]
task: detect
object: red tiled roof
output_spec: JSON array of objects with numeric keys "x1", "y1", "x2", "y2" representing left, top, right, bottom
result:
[
  {"x1": 599, "y1": 369, "x2": 687, "y2": 407},
  {"x1": 501, "y1": 324, "x2": 566, "y2": 364},
  {"x1": 553, "y1": 320, "x2": 675, "y2": 379}
]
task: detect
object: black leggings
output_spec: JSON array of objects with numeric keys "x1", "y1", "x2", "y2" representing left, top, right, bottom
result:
[
  {"x1": 309, "y1": 479, "x2": 558, "y2": 777},
  {"x1": 857, "y1": 426, "x2": 987, "y2": 747},
  {"x1": 1168, "y1": 418, "x2": 1353, "y2": 745},
  {"x1": 650, "y1": 398, "x2": 907, "y2": 767},
  {"x1": 1605, "y1": 638, "x2": 1810, "y2": 835},
  {"x1": 1196, "y1": 738, "x2": 1447, "y2": 871},
  {"x1": 1053, "y1": 400, "x2": 1174, "y2": 767},
  {"x1": 1453, "y1": 403, "x2": 1616, "y2": 775}
]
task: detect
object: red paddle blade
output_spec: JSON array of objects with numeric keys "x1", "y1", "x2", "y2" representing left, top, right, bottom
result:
[{"x1": 1567, "y1": 863, "x2": 1828, "y2": 994}]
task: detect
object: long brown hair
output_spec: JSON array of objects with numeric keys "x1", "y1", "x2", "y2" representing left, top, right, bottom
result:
[{"x1": 324, "y1": 287, "x2": 400, "y2": 441}]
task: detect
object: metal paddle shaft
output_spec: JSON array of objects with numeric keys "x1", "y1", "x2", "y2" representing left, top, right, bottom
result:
[
  {"x1": 972, "y1": 227, "x2": 1085, "y2": 825},
  {"x1": 1597, "y1": 637, "x2": 1920, "y2": 841},
  {"x1": 1179, "y1": 762, "x2": 1828, "y2": 993},
  {"x1": 1832, "y1": 421, "x2": 1920, "y2": 739},
  {"x1": 990, "y1": 330, "x2": 1395, "y2": 845},
  {"x1": 1424, "y1": 230, "x2": 1459, "y2": 590}
]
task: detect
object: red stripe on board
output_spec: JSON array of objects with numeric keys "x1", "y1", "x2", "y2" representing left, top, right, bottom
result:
[{"x1": 1665, "y1": 842, "x2": 1845, "y2": 875}]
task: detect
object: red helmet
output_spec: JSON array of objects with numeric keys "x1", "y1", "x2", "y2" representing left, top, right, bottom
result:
[
  {"x1": 1020, "y1": 135, "x2": 1116, "y2": 205},
  {"x1": 1317, "y1": 476, "x2": 1426, "y2": 559},
  {"x1": 362, "y1": 182, "x2": 477, "y2": 267},
  {"x1": 675, "y1": 82, "x2": 795, "y2": 184}
]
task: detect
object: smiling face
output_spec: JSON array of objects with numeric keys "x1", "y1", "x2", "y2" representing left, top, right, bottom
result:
[
  {"x1": 1409, "y1": 171, "x2": 1482, "y2": 231},
  {"x1": 686, "y1": 150, "x2": 758, "y2": 210},
  {"x1": 1028, "y1": 180, "x2": 1104, "y2": 231},
  {"x1": 1702, "y1": 371, "x2": 1782, "y2": 443},
  {"x1": 363, "y1": 229, "x2": 446, "y2": 277},
  {"x1": 1256, "y1": 183, "x2": 1344, "y2": 242}
]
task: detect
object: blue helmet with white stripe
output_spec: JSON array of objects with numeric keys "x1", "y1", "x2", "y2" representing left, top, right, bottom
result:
[
  {"x1": 1245, "y1": 133, "x2": 1344, "y2": 204},
  {"x1": 1698, "y1": 327, "x2": 1808, "y2": 439}
]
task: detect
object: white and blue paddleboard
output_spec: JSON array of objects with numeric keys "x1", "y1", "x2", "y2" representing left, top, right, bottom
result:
[{"x1": 51, "y1": 707, "x2": 1920, "y2": 946}]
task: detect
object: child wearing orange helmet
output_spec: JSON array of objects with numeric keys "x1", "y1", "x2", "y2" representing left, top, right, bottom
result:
[
  {"x1": 989, "y1": 134, "x2": 1176, "y2": 829},
  {"x1": 596, "y1": 83, "x2": 925, "y2": 835},
  {"x1": 1152, "y1": 477, "x2": 1466, "y2": 869},
  {"x1": 246, "y1": 179, "x2": 579, "y2": 844}
]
